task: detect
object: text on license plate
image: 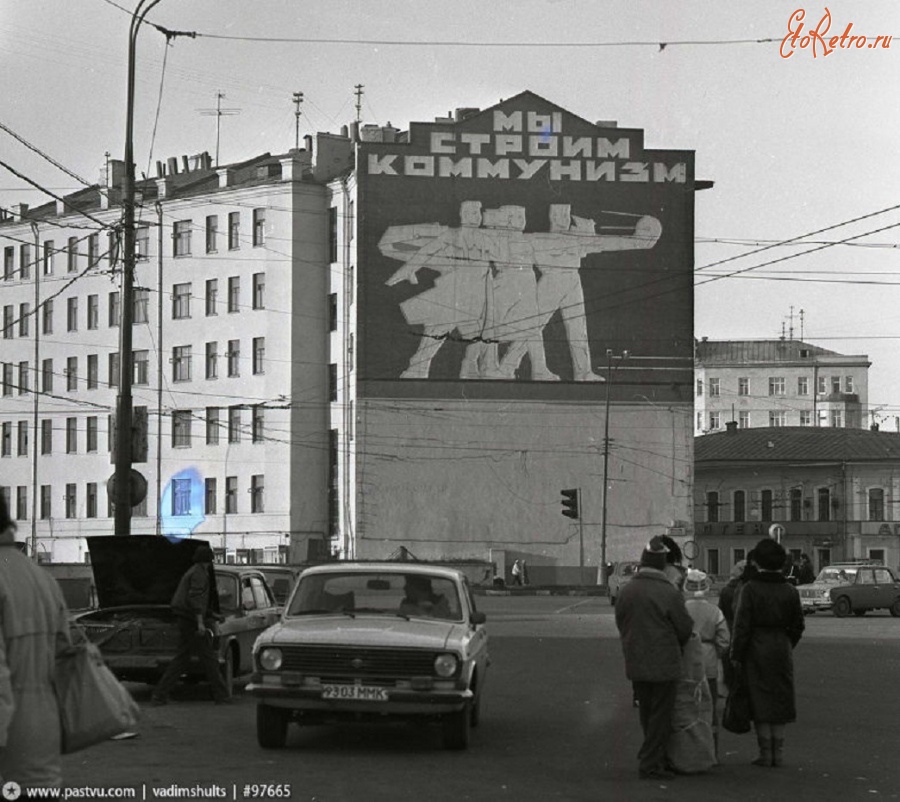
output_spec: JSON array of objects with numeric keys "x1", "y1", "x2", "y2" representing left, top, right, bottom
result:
[{"x1": 322, "y1": 684, "x2": 388, "y2": 702}]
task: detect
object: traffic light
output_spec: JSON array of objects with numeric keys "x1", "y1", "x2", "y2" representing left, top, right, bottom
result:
[{"x1": 561, "y1": 488, "x2": 579, "y2": 519}]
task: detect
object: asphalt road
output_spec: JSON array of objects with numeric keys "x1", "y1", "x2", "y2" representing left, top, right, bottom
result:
[{"x1": 62, "y1": 597, "x2": 900, "y2": 802}]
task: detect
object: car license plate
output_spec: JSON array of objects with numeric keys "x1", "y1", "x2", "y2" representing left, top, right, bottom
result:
[{"x1": 322, "y1": 684, "x2": 388, "y2": 702}]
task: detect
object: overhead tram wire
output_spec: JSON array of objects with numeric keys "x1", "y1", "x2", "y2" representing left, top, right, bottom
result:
[{"x1": 0, "y1": 120, "x2": 92, "y2": 188}]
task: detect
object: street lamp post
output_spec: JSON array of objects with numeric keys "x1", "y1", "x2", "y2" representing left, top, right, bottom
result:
[
  {"x1": 600, "y1": 349, "x2": 629, "y2": 583},
  {"x1": 113, "y1": 0, "x2": 164, "y2": 536}
]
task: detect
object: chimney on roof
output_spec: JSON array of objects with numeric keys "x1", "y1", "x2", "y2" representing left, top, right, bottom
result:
[
  {"x1": 10, "y1": 203, "x2": 29, "y2": 220},
  {"x1": 107, "y1": 159, "x2": 126, "y2": 190},
  {"x1": 217, "y1": 167, "x2": 234, "y2": 188},
  {"x1": 167, "y1": 157, "x2": 179, "y2": 176},
  {"x1": 595, "y1": 120, "x2": 618, "y2": 128},
  {"x1": 155, "y1": 176, "x2": 172, "y2": 199},
  {"x1": 725, "y1": 421, "x2": 739, "y2": 435},
  {"x1": 454, "y1": 108, "x2": 480, "y2": 122},
  {"x1": 156, "y1": 161, "x2": 167, "y2": 178}
]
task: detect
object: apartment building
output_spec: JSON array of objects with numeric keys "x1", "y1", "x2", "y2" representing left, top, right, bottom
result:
[{"x1": 694, "y1": 338, "x2": 871, "y2": 435}]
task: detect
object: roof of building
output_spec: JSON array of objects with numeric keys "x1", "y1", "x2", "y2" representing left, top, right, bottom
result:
[
  {"x1": 694, "y1": 339, "x2": 855, "y2": 365},
  {"x1": 695, "y1": 426, "x2": 900, "y2": 463}
]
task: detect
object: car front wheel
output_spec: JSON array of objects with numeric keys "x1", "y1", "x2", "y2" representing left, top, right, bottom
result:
[
  {"x1": 890, "y1": 599, "x2": 900, "y2": 618},
  {"x1": 442, "y1": 703, "x2": 470, "y2": 750},
  {"x1": 257, "y1": 704, "x2": 289, "y2": 749},
  {"x1": 833, "y1": 596, "x2": 852, "y2": 618}
]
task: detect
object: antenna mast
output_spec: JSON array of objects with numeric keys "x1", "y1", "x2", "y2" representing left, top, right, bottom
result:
[
  {"x1": 292, "y1": 91, "x2": 304, "y2": 150},
  {"x1": 354, "y1": 84, "x2": 364, "y2": 123},
  {"x1": 197, "y1": 91, "x2": 241, "y2": 167}
]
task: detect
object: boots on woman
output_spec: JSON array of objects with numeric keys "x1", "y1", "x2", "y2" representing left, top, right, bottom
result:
[
  {"x1": 771, "y1": 737, "x2": 785, "y2": 767},
  {"x1": 752, "y1": 736, "x2": 773, "y2": 767}
]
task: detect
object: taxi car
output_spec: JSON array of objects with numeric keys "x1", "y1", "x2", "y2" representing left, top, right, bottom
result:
[
  {"x1": 248, "y1": 563, "x2": 489, "y2": 750},
  {"x1": 607, "y1": 560, "x2": 639, "y2": 606},
  {"x1": 829, "y1": 565, "x2": 900, "y2": 617},
  {"x1": 798, "y1": 562, "x2": 879, "y2": 614}
]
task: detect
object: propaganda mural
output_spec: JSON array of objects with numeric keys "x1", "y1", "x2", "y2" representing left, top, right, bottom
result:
[{"x1": 358, "y1": 91, "x2": 696, "y2": 400}]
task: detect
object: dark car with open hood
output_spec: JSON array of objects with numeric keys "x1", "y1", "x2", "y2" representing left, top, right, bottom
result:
[{"x1": 75, "y1": 536, "x2": 280, "y2": 695}]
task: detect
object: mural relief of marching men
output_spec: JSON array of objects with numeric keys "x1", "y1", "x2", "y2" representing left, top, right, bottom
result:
[{"x1": 379, "y1": 202, "x2": 662, "y2": 381}]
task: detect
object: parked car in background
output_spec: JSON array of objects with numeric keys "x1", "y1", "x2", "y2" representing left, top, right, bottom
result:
[
  {"x1": 607, "y1": 561, "x2": 640, "y2": 606},
  {"x1": 249, "y1": 562, "x2": 490, "y2": 751},
  {"x1": 799, "y1": 562, "x2": 881, "y2": 614},
  {"x1": 76, "y1": 536, "x2": 280, "y2": 694},
  {"x1": 253, "y1": 565, "x2": 304, "y2": 606},
  {"x1": 829, "y1": 565, "x2": 900, "y2": 617}
]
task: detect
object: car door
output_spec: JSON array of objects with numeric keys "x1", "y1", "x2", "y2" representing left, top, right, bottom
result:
[
  {"x1": 852, "y1": 568, "x2": 878, "y2": 609},
  {"x1": 873, "y1": 568, "x2": 899, "y2": 610}
]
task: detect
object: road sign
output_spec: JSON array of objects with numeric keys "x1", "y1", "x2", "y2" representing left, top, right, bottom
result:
[
  {"x1": 769, "y1": 524, "x2": 786, "y2": 543},
  {"x1": 107, "y1": 469, "x2": 148, "y2": 507}
]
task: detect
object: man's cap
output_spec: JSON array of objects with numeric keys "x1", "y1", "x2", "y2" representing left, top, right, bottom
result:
[{"x1": 684, "y1": 569, "x2": 711, "y2": 596}]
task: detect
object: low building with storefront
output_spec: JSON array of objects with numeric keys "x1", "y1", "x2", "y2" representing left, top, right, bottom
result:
[{"x1": 694, "y1": 423, "x2": 900, "y2": 577}]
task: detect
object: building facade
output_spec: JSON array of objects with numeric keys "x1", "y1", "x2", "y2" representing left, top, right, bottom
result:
[
  {"x1": 694, "y1": 339, "x2": 870, "y2": 435},
  {"x1": 1, "y1": 92, "x2": 699, "y2": 575},
  {"x1": 693, "y1": 425, "x2": 900, "y2": 578}
]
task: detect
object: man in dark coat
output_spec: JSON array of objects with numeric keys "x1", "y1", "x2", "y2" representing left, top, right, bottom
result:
[
  {"x1": 615, "y1": 536, "x2": 695, "y2": 780},
  {"x1": 730, "y1": 538, "x2": 804, "y2": 768},
  {"x1": 151, "y1": 545, "x2": 230, "y2": 705}
]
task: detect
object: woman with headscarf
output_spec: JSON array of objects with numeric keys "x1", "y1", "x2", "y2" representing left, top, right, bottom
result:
[{"x1": 730, "y1": 538, "x2": 805, "y2": 768}]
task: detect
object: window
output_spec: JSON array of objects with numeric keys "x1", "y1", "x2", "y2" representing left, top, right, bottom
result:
[
  {"x1": 845, "y1": 376, "x2": 854, "y2": 393},
  {"x1": 739, "y1": 411, "x2": 749, "y2": 428},
  {"x1": 797, "y1": 376, "x2": 809, "y2": 395},
  {"x1": 251, "y1": 405, "x2": 264, "y2": 443},
  {"x1": 868, "y1": 488, "x2": 885, "y2": 521},
  {"x1": 108, "y1": 231, "x2": 120, "y2": 267},
  {"x1": 205, "y1": 478, "x2": 217, "y2": 514},
  {"x1": 42, "y1": 299, "x2": 53, "y2": 334},
  {"x1": 42, "y1": 359, "x2": 53, "y2": 393},
  {"x1": 172, "y1": 346, "x2": 192, "y2": 382},
  {"x1": 329, "y1": 293, "x2": 338, "y2": 332},
  {"x1": 768, "y1": 377, "x2": 785, "y2": 396},
  {"x1": 86, "y1": 483, "x2": 97, "y2": 518},
  {"x1": 67, "y1": 297, "x2": 78, "y2": 331},
  {"x1": 228, "y1": 406, "x2": 241, "y2": 443},
  {"x1": 735, "y1": 377, "x2": 748, "y2": 396},
  {"x1": 761, "y1": 489, "x2": 773, "y2": 522},
  {"x1": 252, "y1": 337, "x2": 265, "y2": 375},
  {"x1": 132, "y1": 350, "x2": 149, "y2": 385},
  {"x1": 172, "y1": 283, "x2": 192, "y2": 319},
  {"x1": 790, "y1": 488, "x2": 802, "y2": 521},
  {"x1": 831, "y1": 376, "x2": 841, "y2": 394},
  {"x1": 708, "y1": 378, "x2": 720, "y2": 397},
  {"x1": 67, "y1": 236, "x2": 78, "y2": 272},
  {"x1": 205, "y1": 407, "x2": 220, "y2": 445},
  {"x1": 1, "y1": 364, "x2": 10, "y2": 397},
  {"x1": 172, "y1": 410, "x2": 192, "y2": 447},
  {"x1": 205, "y1": 342, "x2": 218, "y2": 380},
  {"x1": 205, "y1": 215, "x2": 218, "y2": 253},
  {"x1": 3, "y1": 247, "x2": 13, "y2": 280},
  {"x1": 42, "y1": 240, "x2": 55, "y2": 275},
  {"x1": 84, "y1": 355, "x2": 97, "y2": 390},
  {"x1": 87, "y1": 234, "x2": 99, "y2": 266},
  {"x1": 1, "y1": 423, "x2": 10, "y2": 457},
  {"x1": 329, "y1": 363, "x2": 338, "y2": 402},
  {"x1": 40, "y1": 485, "x2": 51, "y2": 519},
  {"x1": 252, "y1": 208, "x2": 265, "y2": 246},
  {"x1": 225, "y1": 476, "x2": 238, "y2": 514},
  {"x1": 65, "y1": 483, "x2": 76, "y2": 519},
  {"x1": 228, "y1": 212, "x2": 240, "y2": 249},
  {"x1": 133, "y1": 288, "x2": 149, "y2": 324},
  {"x1": 769, "y1": 410, "x2": 786, "y2": 427},
  {"x1": 66, "y1": 357, "x2": 77, "y2": 392},
  {"x1": 328, "y1": 429, "x2": 338, "y2": 537},
  {"x1": 328, "y1": 206, "x2": 338, "y2": 262},
  {"x1": 172, "y1": 478, "x2": 192, "y2": 516},
  {"x1": 816, "y1": 374, "x2": 826, "y2": 395},
  {"x1": 250, "y1": 475, "x2": 265, "y2": 513},
  {"x1": 227, "y1": 277, "x2": 240, "y2": 312},
  {"x1": 16, "y1": 487, "x2": 27, "y2": 521},
  {"x1": 108, "y1": 353, "x2": 120, "y2": 388},
  {"x1": 205, "y1": 279, "x2": 218, "y2": 316},
  {"x1": 87, "y1": 295, "x2": 98, "y2": 330},
  {"x1": 135, "y1": 225, "x2": 149, "y2": 261},
  {"x1": 869, "y1": 551, "x2": 886, "y2": 566},
  {"x1": 19, "y1": 244, "x2": 31, "y2": 279},
  {"x1": 830, "y1": 410, "x2": 843, "y2": 428},
  {"x1": 708, "y1": 411, "x2": 720, "y2": 431},
  {"x1": 706, "y1": 491, "x2": 719, "y2": 523},
  {"x1": 696, "y1": 412, "x2": 702, "y2": 431},
  {"x1": 706, "y1": 548, "x2": 720, "y2": 576},
  {"x1": 109, "y1": 292, "x2": 120, "y2": 327},
  {"x1": 252, "y1": 273, "x2": 265, "y2": 309},
  {"x1": 66, "y1": 418, "x2": 77, "y2": 453},
  {"x1": 17, "y1": 361, "x2": 28, "y2": 395},
  {"x1": 86, "y1": 417, "x2": 98, "y2": 452},
  {"x1": 227, "y1": 340, "x2": 240, "y2": 377},
  {"x1": 174, "y1": 220, "x2": 192, "y2": 256},
  {"x1": 733, "y1": 490, "x2": 746, "y2": 522},
  {"x1": 817, "y1": 487, "x2": 831, "y2": 522},
  {"x1": 2, "y1": 305, "x2": 12, "y2": 339},
  {"x1": 799, "y1": 410, "x2": 812, "y2": 426},
  {"x1": 17, "y1": 421, "x2": 27, "y2": 456},
  {"x1": 18, "y1": 303, "x2": 29, "y2": 337}
]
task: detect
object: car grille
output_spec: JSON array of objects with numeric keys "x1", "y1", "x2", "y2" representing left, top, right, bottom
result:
[{"x1": 278, "y1": 645, "x2": 443, "y2": 680}]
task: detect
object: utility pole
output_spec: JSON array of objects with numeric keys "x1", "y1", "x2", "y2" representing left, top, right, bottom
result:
[
  {"x1": 600, "y1": 349, "x2": 629, "y2": 582},
  {"x1": 354, "y1": 84, "x2": 364, "y2": 123},
  {"x1": 292, "y1": 92, "x2": 304, "y2": 150},
  {"x1": 198, "y1": 91, "x2": 240, "y2": 167}
]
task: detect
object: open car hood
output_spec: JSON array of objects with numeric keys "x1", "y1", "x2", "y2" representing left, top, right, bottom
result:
[{"x1": 86, "y1": 535, "x2": 212, "y2": 609}]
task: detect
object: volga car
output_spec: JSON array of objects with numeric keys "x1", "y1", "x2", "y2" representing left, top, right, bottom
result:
[
  {"x1": 799, "y1": 563, "x2": 880, "y2": 614},
  {"x1": 607, "y1": 561, "x2": 639, "y2": 606},
  {"x1": 76, "y1": 536, "x2": 280, "y2": 693},
  {"x1": 829, "y1": 565, "x2": 900, "y2": 617},
  {"x1": 249, "y1": 563, "x2": 489, "y2": 750}
]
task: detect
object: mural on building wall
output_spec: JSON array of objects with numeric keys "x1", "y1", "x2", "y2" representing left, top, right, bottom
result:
[
  {"x1": 359, "y1": 90, "x2": 696, "y2": 398},
  {"x1": 159, "y1": 467, "x2": 206, "y2": 538}
]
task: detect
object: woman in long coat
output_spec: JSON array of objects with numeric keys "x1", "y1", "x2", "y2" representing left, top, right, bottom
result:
[{"x1": 730, "y1": 538, "x2": 804, "y2": 768}]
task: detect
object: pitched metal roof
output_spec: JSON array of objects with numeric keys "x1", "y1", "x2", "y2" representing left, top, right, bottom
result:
[
  {"x1": 695, "y1": 426, "x2": 900, "y2": 464},
  {"x1": 695, "y1": 339, "x2": 842, "y2": 364}
]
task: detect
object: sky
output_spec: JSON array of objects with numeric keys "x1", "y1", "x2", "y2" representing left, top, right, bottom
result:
[{"x1": 2, "y1": 1, "x2": 899, "y2": 420}]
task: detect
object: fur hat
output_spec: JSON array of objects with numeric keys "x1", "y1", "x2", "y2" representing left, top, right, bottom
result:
[
  {"x1": 684, "y1": 569, "x2": 711, "y2": 596},
  {"x1": 192, "y1": 545, "x2": 215, "y2": 564},
  {"x1": 754, "y1": 538, "x2": 786, "y2": 571},
  {"x1": 640, "y1": 536, "x2": 669, "y2": 571}
]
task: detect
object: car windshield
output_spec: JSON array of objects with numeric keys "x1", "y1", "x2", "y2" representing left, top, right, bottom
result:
[
  {"x1": 817, "y1": 567, "x2": 859, "y2": 584},
  {"x1": 287, "y1": 571, "x2": 464, "y2": 622},
  {"x1": 215, "y1": 572, "x2": 239, "y2": 613}
]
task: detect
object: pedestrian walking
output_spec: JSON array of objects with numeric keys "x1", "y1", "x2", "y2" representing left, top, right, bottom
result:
[
  {"x1": 717, "y1": 559, "x2": 746, "y2": 691},
  {"x1": 730, "y1": 538, "x2": 805, "y2": 768},
  {"x1": 615, "y1": 536, "x2": 695, "y2": 781},
  {"x1": 521, "y1": 560, "x2": 529, "y2": 586},
  {"x1": 797, "y1": 554, "x2": 816, "y2": 585},
  {"x1": 151, "y1": 545, "x2": 230, "y2": 705},
  {"x1": 0, "y1": 494, "x2": 73, "y2": 788},
  {"x1": 511, "y1": 559, "x2": 523, "y2": 586}
]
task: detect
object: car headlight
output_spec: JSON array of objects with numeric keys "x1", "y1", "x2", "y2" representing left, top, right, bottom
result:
[
  {"x1": 434, "y1": 653, "x2": 459, "y2": 678},
  {"x1": 258, "y1": 647, "x2": 283, "y2": 671}
]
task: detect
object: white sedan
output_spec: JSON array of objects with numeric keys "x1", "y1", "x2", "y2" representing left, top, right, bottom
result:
[{"x1": 248, "y1": 563, "x2": 490, "y2": 750}]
